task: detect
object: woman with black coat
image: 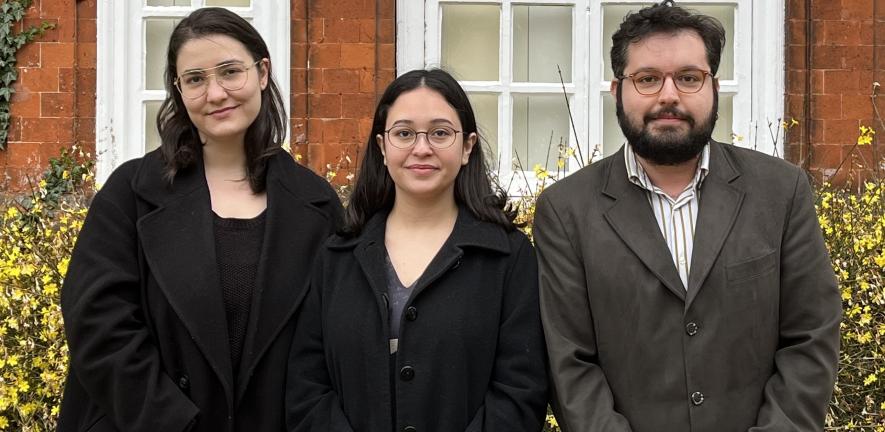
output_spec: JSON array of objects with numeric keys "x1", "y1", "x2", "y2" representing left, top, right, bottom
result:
[
  {"x1": 285, "y1": 69, "x2": 548, "y2": 432},
  {"x1": 58, "y1": 8, "x2": 341, "y2": 432}
]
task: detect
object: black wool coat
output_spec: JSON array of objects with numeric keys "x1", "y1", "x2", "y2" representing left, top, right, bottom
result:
[
  {"x1": 285, "y1": 208, "x2": 549, "y2": 432},
  {"x1": 58, "y1": 149, "x2": 342, "y2": 432}
]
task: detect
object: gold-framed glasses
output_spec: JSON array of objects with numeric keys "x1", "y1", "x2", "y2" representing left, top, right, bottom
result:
[
  {"x1": 384, "y1": 125, "x2": 462, "y2": 149},
  {"x1": 619, "y1": 68, "x2": 713, "y2": 95},
  {"x1": 174, "y1": 60, "x2": 261, "y2": 99}
]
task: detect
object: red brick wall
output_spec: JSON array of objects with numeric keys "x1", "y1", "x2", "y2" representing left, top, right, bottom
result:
[
  {"x1": 786, "y1": 0, "x2": 882, "y2": 183},
  {"x1": 1, "y1": 0, "x2": 96, "y2": 191},
  {"x1": 291, "y1": 0, "x2": 396, "y2": 175}
]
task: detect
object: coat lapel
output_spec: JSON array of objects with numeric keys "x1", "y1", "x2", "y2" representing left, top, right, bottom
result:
[
  {"x1": 602, "y1": 149, "x2": 687, "y2": 301},
  {"x1": 685, "y1": 143, "x2": 744, "y2": 309},
  {"x1": 134, "y1": 161, "x2": 235, "y2": 406},
  {"x1": 235, "y1": 154, "x2": 338, "y2": 404}
]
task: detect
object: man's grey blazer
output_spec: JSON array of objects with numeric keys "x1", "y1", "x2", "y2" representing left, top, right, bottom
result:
[{"x1": 534, "y1": 141, "x2": 840, "y2": 432}]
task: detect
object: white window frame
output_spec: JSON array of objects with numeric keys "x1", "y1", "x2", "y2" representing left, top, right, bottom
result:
[
  {"x1": 397, "y1": 0, "x2": 785, "y2": 181},
  {"x1": 96, "y1": 0, "x2": 290, "y2": 183}
]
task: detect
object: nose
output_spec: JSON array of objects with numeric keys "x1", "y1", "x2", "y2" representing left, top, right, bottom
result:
[
  {"x1": 204, "y1": 76, "x2": 228, "y2": 102},
  {"x1": 410, "y1": 133, "x2": 434, "y2": 155},
  {"x1": 657, "y1": 76, "x2": 680, "y2": 105}
]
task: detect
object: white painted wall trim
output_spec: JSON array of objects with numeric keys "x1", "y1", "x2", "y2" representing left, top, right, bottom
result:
[
  {"x1": 396, "y1": 0, "x2": 425, "y2": 74},
  {"x1": 750, "y1": 1, "x2": 786, "y2": 157}
]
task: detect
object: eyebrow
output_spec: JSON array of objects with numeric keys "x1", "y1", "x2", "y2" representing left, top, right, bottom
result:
[
  {"x1": 389, "y1": 118, "x2": 456, "y2": 127},
  {"x1": 628, "y1": 66, "x2": 706, "y2": 74},
  {"x1": 180, "y1": 60, "x2": 246, "y2": 74}
]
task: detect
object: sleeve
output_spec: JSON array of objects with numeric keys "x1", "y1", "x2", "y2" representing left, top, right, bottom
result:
[
  {"x1": 285, "y1": 253, "x2": 355, "y2": 432},
  {"x1": 750, "y1": 170, "x2": 841, "y2": 431},
  {"x1": 533, "y1": 192, "x2": 633, "y2": 432},
  {"x1": 464, "y1": 235, "x2": 549, "y2": 432},
  {"x1": 61, "y1": 190, "x2": 199, "y2": 432}
]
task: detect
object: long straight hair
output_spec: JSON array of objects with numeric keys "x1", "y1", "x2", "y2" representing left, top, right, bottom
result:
[
  {"x1": 342, "y1": 69, "x2": 516, "y2": 236},
  {"x1": 157, "y1": 7, "x2": 287, "y2": 193}
]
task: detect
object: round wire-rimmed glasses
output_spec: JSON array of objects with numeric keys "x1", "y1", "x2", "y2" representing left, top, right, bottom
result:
[
  {"x1": 384, "y1": 125, "x2": 462, "y2": 149},
  {"x1": 174, "y1": 60, "x2": 262, "y2": 100},
  {"x1": 619, "y1": 68, "x2": 713, "y2": 95}
]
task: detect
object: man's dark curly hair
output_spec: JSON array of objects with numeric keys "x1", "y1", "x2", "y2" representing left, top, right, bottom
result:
[{"x1": 610, "y1": 0, "x2": 726, "y2": 78}]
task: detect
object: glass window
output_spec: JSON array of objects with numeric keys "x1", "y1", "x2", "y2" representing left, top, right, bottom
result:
[
  {"x1": 145, "y1": 19, "x2": 179, "y2": 91},
  {"x1": 146, "y1": 0, "x2": 190, "y2": 6},
  {"x1": 468, "y1": 93, "x2": 499, "y2": 168},
  {"x1": 206, "y1": 0, "x2": 251, "y2": 6},
  {"x1": 145, "y1": 101, "x2": 162, "y2": 153},
  {"x1": 441, "y1": 4, "x2": 500, "y2": 81},
  {"x1": 512, "y1": 94, "x2": 570, "y2": 170},
  {"x1": 513, "y1": 6, "x2": 572, "y2": 83}
]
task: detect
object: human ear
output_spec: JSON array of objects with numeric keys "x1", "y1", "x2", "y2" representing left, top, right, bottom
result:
[
  {"x1": 461, "y1": 132, "x2": 477, "y2": 165},
  {"x1": 259, "y1": 58, "x2": 269, "y2": 90},
  {"x1": 376, "y1": 134, "x2": 387, "y2": 165},
  {"x1": 610, "y1": 79, "x2": 619, "y2": 98}
]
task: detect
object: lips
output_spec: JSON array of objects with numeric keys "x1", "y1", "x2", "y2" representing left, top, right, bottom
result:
[
  {"x1": 208, "y1": 105, "x2": 238, "y2": 116},
  {"x1": 406, "y1": 164, "x2": 438, "y2": 173}
]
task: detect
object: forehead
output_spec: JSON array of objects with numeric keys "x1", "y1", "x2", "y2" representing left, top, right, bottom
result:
[
  {"x1": 624, "y1": 30, "x2": 709, "y2": 72},
  {"x1": 176, "y1": 34, "x2": 253, "y2": 71},
  {"x1": 386, "y1": 87, "x2": 461, "y2": 124}
]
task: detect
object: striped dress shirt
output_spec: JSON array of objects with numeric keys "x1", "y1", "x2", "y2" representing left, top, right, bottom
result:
[{"x1": 624, "y1": 144, "x2": 710, "y2": 290}]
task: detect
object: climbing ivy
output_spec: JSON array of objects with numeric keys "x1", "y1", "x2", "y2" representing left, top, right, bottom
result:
[{"x1": 1, "y1": 0, "x2": 54, "y2": 150}]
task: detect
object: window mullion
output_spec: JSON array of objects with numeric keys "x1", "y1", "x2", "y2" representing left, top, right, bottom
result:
[{"x1": 500, "y1": 0, "x2": 513, "y2": 179}]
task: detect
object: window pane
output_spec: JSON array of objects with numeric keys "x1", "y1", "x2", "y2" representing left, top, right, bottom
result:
[
  {"x1": 441, "y1": 4, "x2": 499, "y2": 81},
  {"x1": 145, "y1": 19, "x2": 180, "y2": 91},
  {"x1": 145, "y1": 101, "x2": 162, "y2": 153},
  {"x1": 146, "y1": 0, "x2": 190, "y2": 5},
  {"x1": 601, "y1": 92, "x2": 736, "y2": 158},
  {"x1": 513, "y1": 5, "x2": 572, "y2": 83},
  {"x1": 602, "y1": 4, "x2": 735, "y2": 81},
  {"x1": 206, "y1": 0, "x2": 251, "y2": 6},
  {"x1": 468, "y1": 93, "x2": 499, "y2": 170},
  {"x1": 512, "y1": 94, "x2": 570, "y2": 171}
]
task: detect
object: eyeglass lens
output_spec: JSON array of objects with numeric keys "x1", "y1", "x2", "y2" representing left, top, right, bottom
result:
[
  {"x1": 630, "y1": 69, "x2": 708, "y2": 95},
  {"x1": 387, "y1": 126, "x2": 458, "y2": 149},
  {"x1": 177, "y1": 62, "x2": 254, "y2": 98}
]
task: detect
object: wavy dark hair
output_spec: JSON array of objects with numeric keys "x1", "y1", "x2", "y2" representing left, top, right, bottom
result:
[
  {"x1": 157, "y1": 7, "x2": 286, "y2": 193},
  {"x1": 342, "y1": 69, "x2": 516, "y2": 236},
  {"x1": 610, "y1": 0, "x2": 726, "y2": 78}
]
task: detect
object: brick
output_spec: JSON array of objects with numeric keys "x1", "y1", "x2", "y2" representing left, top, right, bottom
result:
[
  {"x1": 293, "y1": 19, "x2": 308, "y2": 43},
  {"x1": 878, "y1": 0, "x2": 885, "y2": 20},
  {"x1": 842, "y1": 46, "x2": 874, "y2": 69},
  {"x1": 378, "y1": 19, "x2": 395, "y2": 44},
  {"x1": 6, "y1": 117, "x2": 21, "y2": 143},
  {"x1": 16, "y1": 43, "x2": 41, "y2": 68},
  {"x1": 785, "y1": 94, "x2": 806, "y2": 120},
  {"x1": 309, "y1": 69, "x2": 324, "y2": 93},
  {"x1": 325, "y1": 19, "x2": 361, "y2": 43},
  {"x1": 20, "y1": 67, "x2": 59, "y2": 92},
  {"x1": 323, "y1": 69, "x2": 361, "y2": 93},
  {"x1": 379, "y1": 44, "x2": 395, "y2": 70},
  {"x1": 41, "y1": 0, "x2": 74, "y2": 18},
  {"x1": 340, "y1": 44, "x2": 374, "y2": 69},
  {"x1": 310, "y1": 93, "x2": 342, "y2": 118},
  {"x1": 359, "y1": 118, "x2": 374, "y2": 139},
  {"x1": 809, "y1": 144, "x2": 843, "y2": 170},
  {"x1": 842, "y1": 0, "x2": 873, "y2": 20},
  {"x1": 820, "y1": 21, "x2": 857, "y2": 45},
  {"x1": 310, "y1": 18, "x2": 325, "y2": 43},
  {"x1": 787, "y1": 0, "x2": 806, "y2": 20},
  {"x1": 843, "y1": 94, "x2": 875, "y2": 119},
  {"x1": 313, "y1": 0, "x2": 374, "y2": 19},
  {"x1": 810, "y1": 119, "x2": 826, "y2": 144},
  {"x1": 42, "y1": 43, "x2": 76, "y2": 68},
  {"x1": 76, "y1": 68, "x2": 97, "y2": 94},
  {"x1": 25, "y1": 18, "x2": 72, "y2": 44},
  {"x1": 58, "y1": 67, "x2": 75, "y2": 92},
  {"x1": 74, "y1": 117, "x2": 95, "y2": 143},
  {"x1": 812, "y1": 94, "x2": 841, "y2": 119},
  {"x1": 811, "y1": 0, "x2": 843, "y2": 20},
  {"x1": 308, "y1": 118, "x2": 324, "y2": 142},
  {"x1": 292, "y1": 43, "x2": 308, "y2": 67},
  {"x1": 291, "y1": 69, "x2": 308, "y2": 93},
  {"x1": 359, "y1": 19, "x2": 376, "y2": 43},
  {"x1": 788, "y1": 20, "x2": 807, "y2": 46},
  {"x1": 310, "y1": 44, "x2": 340, "y2": 68},
  {"x1": 77, "y1": 19, "x2": 97, "y2": 43},
  {"x1": 823, "y1": 119, "x2": 861, "y2": 144},
  {"x1": 21, "y1": 117, "x2": 74, "y2": 143},
  {"x1": 40, "y1": 92, "x2": 74, "y2": 117},
  {"x1": 291, "y1": 94, "x2": 308, "y2": 117},
  {"x1": 359, "y1": 69, "x2": 375, "y2": 93},
  {"x1": 5, "y1": 141, "x2": 45, "y2": 168},
  {"x1": 343, "y1": 93, "x2": 375, "y2": 118},
  {"x1": 78, "y1": 42, "x2": 97, "y2": 64},
  {"x1": 811, "y1": 45, "x2": 843, "y2": 69},
  {"x1": 379, "y1": 0, "x2": 394, "y2": 18},
  {"x1": 787, "y1": 45, "x2": 806, "y2": 69},
  {"x1": 824, "y1": 69, "x2": 874, "y2": 94},
  {"x1": 75, "y1": 92, "x2": 96, "y2": 118},
  {"x1": 376, "y1": 69, "x2": 395, "y2": 89},
  {"x1": 76, "y1": 0, "x2": 97, "y2": 18},
  {"x1": 323, "y1": 118, "x2": 360, "y2": 142},
  {"x1": 292, "y1": 0, "x2": 307, "y2": 19}
]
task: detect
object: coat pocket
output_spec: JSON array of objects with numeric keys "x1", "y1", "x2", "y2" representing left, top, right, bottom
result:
[{"x1": 726, "y1": 249, "x2": 778, "y2": 283}]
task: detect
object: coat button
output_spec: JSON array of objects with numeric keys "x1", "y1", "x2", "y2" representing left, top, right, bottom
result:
[
  {"x1": 178, "y1": 375, "x2": 190, "y2": 390},
  {"x1": 685, "y1": 322, "x2": 699, "y2": 336},
  {"x1": 405, "y1": 306, "x2": 418, "y2": 321},
  {"x1": 400, "y1": 366, "x2": 415, "y2": 381},
  {"x1": 691, "y1": 391, "x2": 705, "y2": 406},
  {"x1": 403, "y1": 426, "x2": 417, "y2": 432}
]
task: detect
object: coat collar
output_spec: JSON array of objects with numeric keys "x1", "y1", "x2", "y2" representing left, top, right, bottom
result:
[
  {"x1": 133, "y1": 149, "x2": 335, "y2": 406},
  {"x1": 601, "y1": 142, "x2": 744, "y2": 307}
]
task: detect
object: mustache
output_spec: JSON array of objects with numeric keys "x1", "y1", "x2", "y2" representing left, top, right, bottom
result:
[{"x1": 644, "y1": 108, "x2": 693, "y2": 124}]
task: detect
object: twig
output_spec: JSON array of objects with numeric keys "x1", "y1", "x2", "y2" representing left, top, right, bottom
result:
[{"x1": 557, "y1": 64, "x2": 585, "y2": 164}]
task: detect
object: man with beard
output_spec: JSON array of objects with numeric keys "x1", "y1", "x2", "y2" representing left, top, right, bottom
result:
[{"x1": 534, "y1": 2, "x2": 840, "y2": 431}]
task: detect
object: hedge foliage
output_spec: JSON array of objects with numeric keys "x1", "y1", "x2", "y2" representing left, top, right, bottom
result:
[{"x1": 0, "y1": 147, "x2": 883, "y2": 431}]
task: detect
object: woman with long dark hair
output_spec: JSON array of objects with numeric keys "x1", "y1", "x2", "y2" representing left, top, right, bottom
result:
[
  {"x1": 58, "y1": 8, "x2": 341, "y2": 432},
  {"x1": 286, "y1": 69, "x2": 548, "y2": 432}
]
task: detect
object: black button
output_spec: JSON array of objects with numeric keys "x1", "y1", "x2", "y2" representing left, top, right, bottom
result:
[
  {"x1": 691, "y1": 391, "x2": 704, "y2": 406},
  {"x1": 178, "y1": 375, "x2": 190, "y2": 390},
  {"x1": 452, "y1": 257, "x2": 462, "y2": 269},
  {"x1": 685, "y1": 322, "x2": 699, "y2": 336},
  {"x1": 405, "y1": 306, "x2": 418, "y2": 321},
  {"x1": 403, "y1": 426, "x2": 417, "y2": 432},
  {"x1": 400, "y1": 366, "x2": 415, "y2": 381}
]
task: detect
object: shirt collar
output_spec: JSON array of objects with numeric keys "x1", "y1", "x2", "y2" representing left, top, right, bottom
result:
[{"x1": 624, "y1": 142, "x2": 710, "y2": 192}]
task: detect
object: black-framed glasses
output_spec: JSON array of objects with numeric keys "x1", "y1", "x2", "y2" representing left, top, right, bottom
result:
[
  {"x1": 384, "y1": 125, "x2": 462, "y2": 149},
  {"x1": 174, "y1": 60, "x2": 262, "y2": 100},
  {"x1": 619, "y1": 68, "x2": 713, "y2": 95}
]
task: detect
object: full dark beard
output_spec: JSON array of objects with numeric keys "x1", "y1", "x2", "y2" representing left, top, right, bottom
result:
[{"x1": 615, "y1": 85, "x2": 718, "y2": 166}]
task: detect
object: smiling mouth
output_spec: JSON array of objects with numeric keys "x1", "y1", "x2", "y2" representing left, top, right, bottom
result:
[
  {"x1": 208, "y1": 106, "x2": 237, "y2": 115},
  {"x1": 407, "y1": 164, "x2": 438, "y2": 171}
]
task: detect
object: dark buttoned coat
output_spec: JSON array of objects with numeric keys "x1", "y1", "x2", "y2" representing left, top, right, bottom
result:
[
  {"x1": 285, "y1": 208, "x2": 548, "y2": 432},
  {"x1": 58, "y1": 149, "x2": 342, "y2": 432},
  {"x1": 534, "y1": 142, "x2": 841, "y2": 432}
]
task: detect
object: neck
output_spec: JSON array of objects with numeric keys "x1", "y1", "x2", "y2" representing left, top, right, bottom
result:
[
  {"x1": 636, "y1": 154, "x2": 700, "y2": 199},
  {"x1": 388, "y1": 192, "x2": 459, "y2": 229},
  {"x1": 203, "y1": 140, "x2": 248, "y2": 180}
]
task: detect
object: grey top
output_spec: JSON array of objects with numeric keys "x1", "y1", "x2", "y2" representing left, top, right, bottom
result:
[{"x1": 384, "y1": 253, "x2": 415, "y2": 352}]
